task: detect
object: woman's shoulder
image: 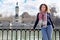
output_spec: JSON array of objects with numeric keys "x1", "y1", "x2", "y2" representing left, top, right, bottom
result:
[
  {"x1": 47, "y1": 12, "x2": 51, "y2": 17},
  {"x1": 47, "y1": 12, "x2": 51, "y2": 15},
  {"x1": 37, "y1": 12, "x2": 40, "y2": 16}
]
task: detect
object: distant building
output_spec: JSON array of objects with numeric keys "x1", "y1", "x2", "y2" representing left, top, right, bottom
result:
[
  {"x1": 21, "y1": 12, "x2": 36, "y2": 23},
  {"x1": 0, "y1": 14, "x2": 2, "y2": 17}
]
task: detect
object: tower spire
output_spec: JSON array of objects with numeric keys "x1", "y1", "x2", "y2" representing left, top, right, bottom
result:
[
  {"x1": 16, "y1": 2, "x2": 18, "y2": 5},
  {"x1": 15, "y1": 2, "x2": 19, "y2": 22}
]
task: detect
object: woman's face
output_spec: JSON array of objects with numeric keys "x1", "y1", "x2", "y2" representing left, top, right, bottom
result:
[{"x1": 41, "y1": 5, "x2": 46, "y2": 12}]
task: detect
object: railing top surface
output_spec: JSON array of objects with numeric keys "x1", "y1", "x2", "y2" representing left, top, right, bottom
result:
[
  {"x1": 0, "y1": 28, "x2": 60, "y2": 31},
  {"x1": 0, "y1": 26, "x2": 60, "y2": 31}
]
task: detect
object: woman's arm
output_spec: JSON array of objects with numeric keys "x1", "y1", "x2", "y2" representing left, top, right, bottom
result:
[
  {"x1": 33, "y1": 13, "x2": 39, "y2": 29},
  {"x1": 49, "y1": 13, "x2": 54, "y2": 28}
]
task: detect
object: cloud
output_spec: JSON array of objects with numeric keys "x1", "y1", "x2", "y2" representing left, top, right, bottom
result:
[{"x1": 0, "y1": 0, "x2": 60, "y2": 17}]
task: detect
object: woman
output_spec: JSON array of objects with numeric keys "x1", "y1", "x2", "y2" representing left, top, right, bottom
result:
[{"x1": 33, "y1": 4, "x2": 54, "y2": 40}]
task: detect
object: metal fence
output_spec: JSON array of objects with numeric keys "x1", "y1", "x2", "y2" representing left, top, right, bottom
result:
[{"x1": 0, "y1": 29, "x2": 60, "y2": 40}]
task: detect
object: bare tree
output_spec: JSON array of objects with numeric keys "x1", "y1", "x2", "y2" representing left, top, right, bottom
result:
[{"x1": 50, "y1": 5, "x2": 60, "y2": 27}]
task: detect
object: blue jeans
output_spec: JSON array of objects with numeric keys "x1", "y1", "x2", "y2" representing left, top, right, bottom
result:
[{"x1": 41, "y1": 25, "x2": 53, "y2": 40}]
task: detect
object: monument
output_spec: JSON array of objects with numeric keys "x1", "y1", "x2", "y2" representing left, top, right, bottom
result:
[{"x1": 15, "y1": 2, "x2": 19, "y2": 22}]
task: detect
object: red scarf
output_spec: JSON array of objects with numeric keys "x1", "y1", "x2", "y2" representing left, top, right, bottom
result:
[
  {"x1": 38, "y1": 12, "x2": 47, "y2": 26},
  {"x1": 39, "y1": 12, "x2": 47, "y2": 21}
]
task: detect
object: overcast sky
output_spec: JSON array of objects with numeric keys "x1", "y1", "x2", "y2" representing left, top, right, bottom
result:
[{"x1": 0, "y1": 0, "x2": 60, "y2": 17}]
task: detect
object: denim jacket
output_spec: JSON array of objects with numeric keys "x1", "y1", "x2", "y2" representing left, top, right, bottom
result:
[{"x1": 33, "y1": 13, "x2": 54, "y2": 29}]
